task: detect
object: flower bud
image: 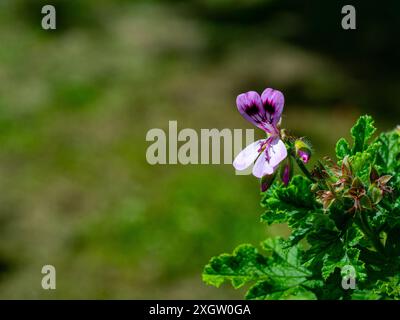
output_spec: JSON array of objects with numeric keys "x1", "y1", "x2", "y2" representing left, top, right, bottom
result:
[
  {"x1": 369, "y1": 166, "x2": 379, "y2": 183},
  {"x1": 280, "y1": 157, "x2": 293, "y2": 186},
  {"x1": 260, "y1": 172, "x2": 276, "y2": 192},
  {"x1": 295, "y1": 139, "x2": 312, "y2": 164}
]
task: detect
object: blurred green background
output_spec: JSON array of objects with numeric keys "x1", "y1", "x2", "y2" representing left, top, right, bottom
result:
[{"x1": 0, "y1": 0, "x2": 399, "y2": 298}]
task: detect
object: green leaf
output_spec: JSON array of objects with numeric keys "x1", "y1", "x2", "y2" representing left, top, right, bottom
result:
[
  {"x1": 202, "y1": 244, "x2": 268, "y2": 289},
  {"x1": 304, "y1": 221, "x2": 341, "y2": 269},
  {"x1": 261, "y1": 176, "x2": 317, "y2": 224},
  {"x1": 202, "y1": 238, "x2": 314, "y2": 300},
  {"x1": 372, "y1": 276, "x2": 400, "y2": 299},
  {"x1": 246, "y1": 280, "x2": 316, "y2": 300},
  {"x1": 351, "y1": 289, "x2": 381, "y2": 300},
  {"x1": 261, "y1": 175, "x2": 321, "y2": 239},
  {"x1": 336, "y1": 138, "x2": 351, "y2": 159},
  {"x1": 261, "y1": 176, "x2": 322, "y2": 245},
  {"x1": 349, "y1": 141, "x2": 381, "y2": 183},
  {"x1": 351, "y1": 115, "x2": 376, "y2": 154},
  {"x1": 261, "y1": 238, "x2": 312, "y2": 286},
  {"x1": 347, "y1": 227, "x2": 364, "y2": 247},
  {"x1": 322, "y1": 247, "x2": 367, "y2": 281},
  {"x1": 334, "y1": 115, "x2": 376, "y2": 161},
  {"x1": 375, "y1": 130, "x2": 400, "y2": 187}
]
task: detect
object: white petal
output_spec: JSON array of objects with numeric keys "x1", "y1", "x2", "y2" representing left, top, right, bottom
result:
[
  {"x1": 233, "y1": 139, "x2": 264, "y2": 171},
  {"x1": 252, "y1": 150, "x2": 274, "y2": 178},
  {"x1": 267, "y1": 138, "x2": 287, "y2": 167}
]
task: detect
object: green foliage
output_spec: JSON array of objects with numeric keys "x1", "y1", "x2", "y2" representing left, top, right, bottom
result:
[
  {"x1": 336, "y1": 138, "x2": 351, "y2": 160},
  {"x1": 375, "y1": 130, "x2": 400, "y2": 186},
  {"x1": 351, "y1": 115, "x2": 376, "y2": 154},
  {"x1": 335, "y1": 115, "x2": 376, "y2": 159},
  {"x1": 203, "y1": 115, "x2": 400, "y2": 300},
  {"x1": 260, "y1": 176, "x2": 318, "y2": 224},
  {"x1": 373, "y1": 276, "x2": 400, "y2": 299},
  {"x1": 202, "y1": 244, "x2": 268, "y2": 289},
  {"x1": 203, "y1": 238, "x2": 316, "y2": 300}
]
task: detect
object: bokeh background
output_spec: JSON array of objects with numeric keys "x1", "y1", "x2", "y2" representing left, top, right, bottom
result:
[{"x1": 0, "y1": 0, "x2": 399, "y2": 299}]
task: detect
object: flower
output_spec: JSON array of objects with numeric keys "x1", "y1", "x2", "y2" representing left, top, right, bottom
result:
[{"x1": 233, "y1": 88, "x2": 287, "y2": 178}]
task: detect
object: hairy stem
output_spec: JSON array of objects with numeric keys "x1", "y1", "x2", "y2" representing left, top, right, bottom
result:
[{"x1": 294, "y1": 156, "x2": 316, "y2": 182}]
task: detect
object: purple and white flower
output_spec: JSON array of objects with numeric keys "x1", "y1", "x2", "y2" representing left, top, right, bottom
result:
[{"x1": 233, "y1": 88, "x2": 287, "y2": 178}]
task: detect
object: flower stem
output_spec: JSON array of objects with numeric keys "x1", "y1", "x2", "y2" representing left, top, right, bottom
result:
[{"x1": 294, "y1": 156, "x2": 316, "y2": 182}]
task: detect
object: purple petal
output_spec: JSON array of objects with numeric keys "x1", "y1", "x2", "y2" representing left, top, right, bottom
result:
[
  {"x1": 233, "y1": 139, "x2": 264, "y2": 171},
  {"x1": 298, "y1": 150, "x2": 310, "y2": 164},
  {"x1": 266, "y1": 138, "x2": 287, "y2": 168},
  {"x1": 236, "y1": 92, "x2": 275, "y2": 132},
  {"x1": 261, "y1": 88, "x2": 284, "y2": 125},
  {"x1": 252, "y1": 150, "x2": 274, "y2": 178},
  {"x1": 282, "y1": 163, "x2": 291, "y2": 185}
]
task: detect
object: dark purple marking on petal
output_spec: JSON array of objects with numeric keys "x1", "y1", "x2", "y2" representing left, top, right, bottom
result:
[
  {"x1": 244, "y1": 104, "x2": 261, "y2": 116},
  {"x1": 259, "y1": 136, "x2": 275, "y2": 161},
  {"x1": 261, "y1": 88, "x2": 285, "y2": 126},
  {"x1": 237, "y1": 91, "x2": 278, "y2": 133},
  {"x1": 263, "y1": 100, "x2": 275, "y2": 114}
]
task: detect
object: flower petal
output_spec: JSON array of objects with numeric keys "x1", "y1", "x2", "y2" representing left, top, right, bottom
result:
[
  {"x1": 236, "y1": 91, "x2": 274, "y2": 132},
  {"x1": 261, "y1": 88, "x2": 284, "y2": 125},
  {"x1": 298, "y1": 150, "x2": 310, "y2": 163},
  {"x1": 233, "y1": 139, "x2": 264, "y2": 171},
  {"x1": 252, "y1": 150, "x2": 274, "y2": 178},
  {"x1": 266, "y1": 138, "x2": 288, "y2": 167}
]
